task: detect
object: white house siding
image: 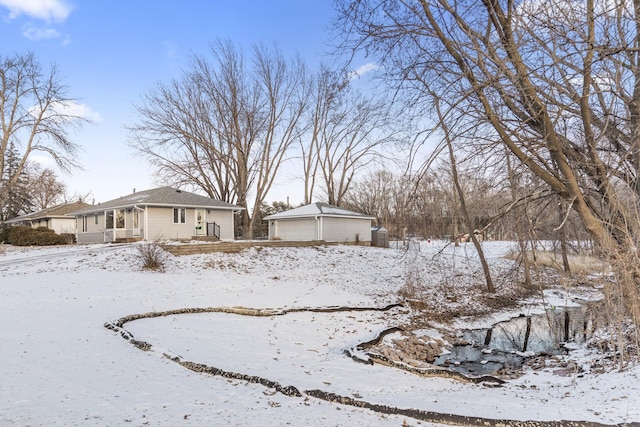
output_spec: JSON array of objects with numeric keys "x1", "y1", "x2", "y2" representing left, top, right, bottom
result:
[
  {"x1": 30, "y1": 218, "x2": 74, "y2": 233},
  {"x1": 92, "y1": 212, "x2": 104, "y2": 233},
  {"x1": 146, "y1": 207, "x2": 236, "y2": 240},
  {"x1": 271, "y1": 218, "x2": 317, "y2": 241},
  {"x1": 50, "y1": 218, "x2": 76, "y2": 234},
  {"x1": 205, "y1": 209, "x2": 235, "y2": 240},
  {"x1": 322, "y1": 217, "x2": 372, "y2": 243},
  {"x1": 77, "y1": 231, "x2": 104, "y2": 244},
  {"x1": 76, "y1": 212, "x2": 106, "y2": 243},
  {"x1": 145, "y1": 207, "x2": 165, "y2": 240},
  {"x1": 145, "y1": 207, "x2": 192, "y2": 240},
  {"x1": 30, "y1": 219, "x2": 47, "y2": 229}
]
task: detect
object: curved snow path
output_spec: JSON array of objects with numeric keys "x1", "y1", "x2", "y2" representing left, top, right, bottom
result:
[{"x1": 105, "y1": 305, "x2": 638, "y2": 427}]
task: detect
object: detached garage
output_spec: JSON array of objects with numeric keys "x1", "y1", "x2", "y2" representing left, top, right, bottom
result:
[{"x1": 263, "y1": 203, "x2": 375, "y2": 244}]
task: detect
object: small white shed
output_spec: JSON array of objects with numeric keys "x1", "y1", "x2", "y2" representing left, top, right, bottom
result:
[{"x1": 263, "y1": 203, "x2": 374, "y2": 244}]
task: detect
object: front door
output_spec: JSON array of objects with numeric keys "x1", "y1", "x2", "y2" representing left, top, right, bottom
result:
[{"x1": 195, "y1": 209, "x2": 205, "y2": 236}]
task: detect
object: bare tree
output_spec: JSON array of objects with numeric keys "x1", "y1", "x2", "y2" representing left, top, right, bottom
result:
[
  {"x1": 301, "y1": 65, "x2": 348, "y2": 204},
  {"x1": 27, "y1": 164, "x2": 66, "y2": 210},
  {"x1": 336, "y1": 0, "x2": 640, "y2": 337},
  {"x1": 129, "y1": 53, "x2": 240, "y2": 203},
  {"x1": 1, "y1": 52, "x2": 85, "y2": 220},
  {"x1": 434, "y1": 98, "x2": 495, "y2": 292},
  {"x1": 130, "y1": 41, "x2": 310, "y2": 238},
  {"x1": 505, "y1": 147, "x2": 533, "y2": 288},
  {"x1": 345, "y1": 169, "x2": 395, "y2": 226},
  {"x1": 303, "y1": 64, "x2": 396, "y2": 206},
  {"x1": 247, "y1": 45, "x2": 310, "y2": 235},
  {"x1": 319, "y1": 90, "x2": 395, "y2": 206}
]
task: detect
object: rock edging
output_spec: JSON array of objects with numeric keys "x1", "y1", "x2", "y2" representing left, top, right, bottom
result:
[{"x1": 104, "y1": 305, "x2": 638, "y2": 427}]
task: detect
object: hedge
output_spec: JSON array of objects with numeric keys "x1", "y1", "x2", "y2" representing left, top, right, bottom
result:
[
  {"x1": 0, "y1": 227, "x2": 9, "y2": 244},
  {"x1": 3, "y1": 226, "x2": 75, "y2": 246}
]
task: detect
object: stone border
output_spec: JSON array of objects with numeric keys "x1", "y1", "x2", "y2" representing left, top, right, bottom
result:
[
  {"x1": 161, "y1": 240, "x2": 344, "y2": 256},
  {"x1": 346, "y1": 326, "x2": 505, "y2": 385},
  {"x1": 104, "y1": 305, "x2": 638, "y2": 427}
]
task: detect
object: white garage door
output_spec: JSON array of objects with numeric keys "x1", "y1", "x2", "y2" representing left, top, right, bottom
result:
[{"x1": 277, "y1": 219, "x2": 317, "y2": 241}]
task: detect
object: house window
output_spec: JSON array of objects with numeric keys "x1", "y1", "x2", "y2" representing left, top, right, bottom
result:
[
  {"x1": 94, "y1": 214, "x2": 98, "y2": 225},
  {"x1": 82, "y1": 216, "x2": 88, "y2": 232},
  {"x1": 105, "y1": 211, "x2": 114, "y2": 229},
  {"x1": 116, "y1": 209, "x2": 125, "y2": 229},
  {"x1": 173, "y1": 208, "x2": 186, "y2": 224}
]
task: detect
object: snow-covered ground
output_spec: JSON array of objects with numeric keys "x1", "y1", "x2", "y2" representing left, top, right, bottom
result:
[{"x1": 0, "y1": 241, "x2": 638, "y2": 426}]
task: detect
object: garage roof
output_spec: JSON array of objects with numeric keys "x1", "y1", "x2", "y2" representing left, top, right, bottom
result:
[{"x1": 263, "y1": 202, "x2": 375, "y2": 220}]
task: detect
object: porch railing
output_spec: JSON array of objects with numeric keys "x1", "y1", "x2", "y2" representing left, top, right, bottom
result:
[{"x1": 206, "y1": 222, "x2": 220, "y2": 239}]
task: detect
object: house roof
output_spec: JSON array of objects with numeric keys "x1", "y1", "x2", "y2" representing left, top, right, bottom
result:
[
  {"x1": 263, "y1": 202, "x2": 375, "y2": 220},
  {"x1": 4, "y1": 201, "x2": 91, "y2": 224},
  {"x1": 70, "y1": 187, "x2": 243, "y2": 215}
]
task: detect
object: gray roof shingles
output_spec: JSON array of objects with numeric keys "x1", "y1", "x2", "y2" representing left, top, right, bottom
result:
[
  {"x1": 70, "y1": 187, "x2": 242, "y2": 215},
  {"x1": 4, "y1": 201, "x2": 91, "y2": 223}
]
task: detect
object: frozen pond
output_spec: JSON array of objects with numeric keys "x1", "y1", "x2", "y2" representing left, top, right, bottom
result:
[{"x1": 435, "y1": 305, "x2": 594, "y2": 376}]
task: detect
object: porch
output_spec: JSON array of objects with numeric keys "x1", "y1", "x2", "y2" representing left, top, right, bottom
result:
[{"x1": 192, "y1": 221, "x2": 220, "y2": 241}]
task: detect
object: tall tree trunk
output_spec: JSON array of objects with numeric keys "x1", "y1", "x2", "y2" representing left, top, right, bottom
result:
[
  {"x1": 505, "y1": 148, "x2": 532, "y2": 288},
  {"x1": 438, "y1": 101, "x2": 495, "y2": 293},
  {"x1": 557, "y1": 197, "x2": 571, "y2": 273}
]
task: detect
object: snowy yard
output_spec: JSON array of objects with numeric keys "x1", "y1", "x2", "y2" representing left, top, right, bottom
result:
[{"x1": 1, "y1": 241, "x2": 638, "y2": 426}]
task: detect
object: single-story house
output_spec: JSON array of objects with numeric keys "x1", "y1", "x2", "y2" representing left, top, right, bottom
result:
[
  {"x1": 70, "y1": 187, "x2": 243, "y2": 244},
  {"x1": 263, "y1": 202, "x2": 375, "y2": 244},
  {"x1": 3, "y1": 201, "x2": 91, "y2": 235}
]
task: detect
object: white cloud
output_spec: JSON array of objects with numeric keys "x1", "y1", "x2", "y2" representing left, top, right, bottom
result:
[
  {"x1": 348, "y1": 62, "x2": 381, "y2": 80},
  {"x1": 22, "y1": 23, "x2": 60, "y2": 40},
  {"x1": 0, "y1": 0, "x2": 72, "y2": 22},
  {"x1": 29, "y1": 154, "x2": 55, "y2": 167},
  {"x1": 56, "y1": 101, "x2": 102, "y2": 122},
  {"x1": 30, "y1": 100, "x2": 102, "y2": 122}
]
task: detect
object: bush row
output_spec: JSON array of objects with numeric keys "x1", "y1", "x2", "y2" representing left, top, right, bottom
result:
[{"x1": 0, "y1": 226, "x2": 75, "y2": 246}]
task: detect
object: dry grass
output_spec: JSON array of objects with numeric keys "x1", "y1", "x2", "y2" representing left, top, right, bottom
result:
[
  {"x1": 506, "y1": 250, "x2": 611, "y2": 276},
  {"x1": 397, "y1": 246, "x2": 607, "y2": 326}
]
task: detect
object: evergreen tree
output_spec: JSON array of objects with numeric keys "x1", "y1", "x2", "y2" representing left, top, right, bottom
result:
[{"x1": 0, "y1": 142, "x2": 33, "y2": 221}]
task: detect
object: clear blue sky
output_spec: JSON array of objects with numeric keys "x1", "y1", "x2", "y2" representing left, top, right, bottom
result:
[{"x1": 1, "y1": 1, "x2": 370, "y2": 205}]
